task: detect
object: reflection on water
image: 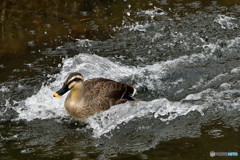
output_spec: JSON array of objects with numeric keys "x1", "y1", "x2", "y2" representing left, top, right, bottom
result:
[
  {"x1": 1, "y1": 0, "x2": 239, "y2": 57},
  {"x1": 0, "y1": 0, "x2": 119, "y2": 57},
  {"x1": 0, "y1": 0, "x2": 240, "y2": 159}
]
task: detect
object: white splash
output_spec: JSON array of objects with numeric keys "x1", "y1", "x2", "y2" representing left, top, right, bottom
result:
[
  {"x1": 231, "y1": 67, "x2": 240, "y2": 74},
  {"x1": 86, "y1": 98, "x2": 202, "y2": 138},
  {"x1": 0, "y1": 86, "x2": 10, "y2": 92},
  {"x1": 122, "y1": 22, "x2": 151, "y2": 32},
  {"x1": 138, "y1": 7, "x2": 165, "y2": 19},
  {"x1": 15, "y1": 54, "x2": 137, "y2": 121},
  {"x1": 15, "y1": 53, "x2": 207, "y2": 121},
  {"x1": 13, "y1": 35, "x2": 239, "y2": 135},
  {"x1": 15, "y1": 86, "x2": 68, "y2": 121},
  {"x1": 214, "y1": 14, "x2": 238, "y2": 29}
]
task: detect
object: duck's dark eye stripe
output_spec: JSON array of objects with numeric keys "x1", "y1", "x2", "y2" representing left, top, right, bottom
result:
[
  {"x1": 67, "y1": 78, "x2": 82, "y2": 86},
  {"x1": 74, "y1": 78, "x2": 82, "y2": 82}
]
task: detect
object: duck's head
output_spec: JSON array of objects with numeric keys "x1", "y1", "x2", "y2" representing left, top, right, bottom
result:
[{"x1": 53, "y1": 72, "x2": 84, "y2": 97}]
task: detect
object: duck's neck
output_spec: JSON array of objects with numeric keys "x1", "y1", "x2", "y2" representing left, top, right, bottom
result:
[{"x1": 70, "y1": 87, "x2": 84, "y2": 102}]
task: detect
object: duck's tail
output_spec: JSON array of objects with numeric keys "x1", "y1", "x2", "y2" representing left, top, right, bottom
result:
[{"x1": 123, "y1": 85, "x2": 137, "y2": 101}]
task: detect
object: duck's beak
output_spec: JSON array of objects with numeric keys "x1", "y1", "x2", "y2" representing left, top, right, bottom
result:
[
  {"x1": 53, "y1": 84, "x2": 70, "y2": 97},
  {"x1": 53, "y1": 92, "x2": 61, "y2": 97}
]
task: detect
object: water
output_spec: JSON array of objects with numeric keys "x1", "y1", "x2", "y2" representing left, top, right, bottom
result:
[{"x1": 1, "y1": 0, "x2": 240, "y2": 159}]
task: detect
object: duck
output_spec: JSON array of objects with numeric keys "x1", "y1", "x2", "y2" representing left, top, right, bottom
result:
[{"x1": 53, "y1": 72, "x2": 136, "y2": 120}]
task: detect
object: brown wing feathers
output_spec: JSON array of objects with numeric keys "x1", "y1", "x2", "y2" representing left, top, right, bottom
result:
[{"x1": 84, "y1": 78, "x2": 135, "y2": 102}]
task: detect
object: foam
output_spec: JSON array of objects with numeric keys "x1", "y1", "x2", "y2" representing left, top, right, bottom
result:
[
  {"x1": 15, "y1": 53, "x2": 204, "y2": 121},
  {"x1": 137, "y1": 7, "x2": 165, "y2": 19},
  {"x1": 15, "y1": 86, "x2": 68, "y2": 121},
  {"x1": 231, "y1": 67, "x2": 240, "y2": 74},
  {"x1": 86, "y1": 98, "x2": 202, "y2": 138},
  {"x1": 214, "y1": 14, "x2": 238, "y2": 29},
  {"x1": 122, "y1": 22, "x2": 151, "y2": 32},
  {"x1": 13, "y1": 36, "x2": 240, "y2": 136},
  {"x1": 0, "y1": 86, "x2": 10, "y2": 92}
]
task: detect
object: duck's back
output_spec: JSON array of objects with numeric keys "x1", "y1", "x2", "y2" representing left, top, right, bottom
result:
[{"x1": 83, "y1": 78, "x2": 135, "y2": 110}]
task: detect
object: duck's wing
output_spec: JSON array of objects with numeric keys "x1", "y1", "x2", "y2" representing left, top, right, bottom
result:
[
  {"x1": 83, "y1": 78, "x2": 114, "y2": 94},
  {"x1": 103, "y1": 82, "x2": 135, "y2": 101},
  {"x1": 84, "y1": 78, "x2": 135, "y2": 108}
]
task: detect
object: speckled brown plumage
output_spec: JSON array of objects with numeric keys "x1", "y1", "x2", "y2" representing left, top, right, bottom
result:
[{"x1": 57, "y1": 73, "x2": 136, "y2": 120}]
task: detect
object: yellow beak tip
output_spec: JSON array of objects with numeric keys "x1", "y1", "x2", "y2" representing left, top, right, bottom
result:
[{"x1": 53, "y1": 93, "x2": 61, "y2": 97}]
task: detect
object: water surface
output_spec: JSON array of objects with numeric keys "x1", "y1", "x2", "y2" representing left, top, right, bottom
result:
[{"x1": 0, "y1": 0, "x2": 240, "y2": 159}]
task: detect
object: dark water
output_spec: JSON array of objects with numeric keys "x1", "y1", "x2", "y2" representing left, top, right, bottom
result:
[{"x1": 1, "y1": 0, "x2": 240, "y2": 159}]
